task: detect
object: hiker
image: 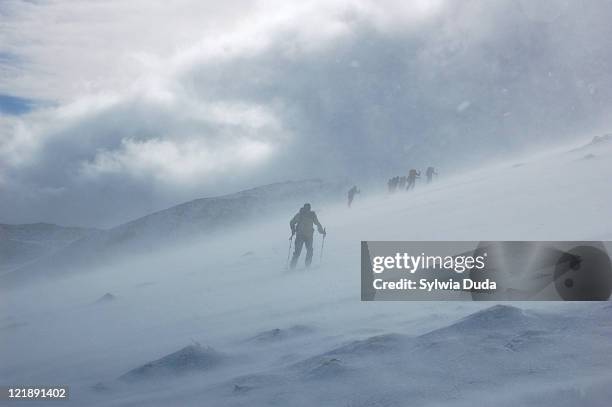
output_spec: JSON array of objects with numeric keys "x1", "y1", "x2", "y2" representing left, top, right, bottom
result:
[
  {"x1": 426, "y1": 166, "x2": 438, "y2": 184},
  {"x1": 347, "y1": 185, "x2": 360, "y2": 207},
  {"x1": 289, "y1": 203, "x2": 326, "y2": 269},
  {"x1": 398, "y1": 176, "x2": 407, "y2": 189},
  {"x1": 406, "y1": 169, "x2": 420, "y2": 190},
  {"x1": 388, "y1": 177, "x2": 398, "y2": 193}
]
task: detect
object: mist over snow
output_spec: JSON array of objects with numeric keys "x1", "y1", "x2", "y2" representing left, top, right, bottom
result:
[
  {"x1": 1, "y1": 178, "x2": 348, "y2": 286},
  {"x1": 2, "y1": 0, "x2": 612, "y2": 227},
  {"x1": 1, "y1": 137, "x2": 612, "y2": 406}
]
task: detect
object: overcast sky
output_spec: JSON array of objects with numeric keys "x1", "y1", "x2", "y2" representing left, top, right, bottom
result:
[{"x1": 1, "y1": 0, "x2": 611, "y2": 228}]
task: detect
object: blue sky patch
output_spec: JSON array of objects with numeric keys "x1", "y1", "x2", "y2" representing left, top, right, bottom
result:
[{"x1": 0, "y1": 94, "x2": 39, "y2": 115}]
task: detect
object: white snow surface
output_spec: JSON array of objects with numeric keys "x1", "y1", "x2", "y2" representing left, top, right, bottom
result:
[{"x1": 1, "y1": 137, "x2": 612, "y2": 406}]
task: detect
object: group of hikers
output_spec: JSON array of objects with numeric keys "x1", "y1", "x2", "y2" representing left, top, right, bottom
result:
[
  {"x1": 388, "y1": 166, "x2": 437, "y2": 193},
  {"x1": 287, "y1": 166, "x2": 438, "y2": 270}
]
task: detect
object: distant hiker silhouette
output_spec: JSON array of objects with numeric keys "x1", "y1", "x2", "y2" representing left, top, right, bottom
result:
[
  {"x1": 406, "y1": 169, "x2": 420, "y2": 190},
  {"x1": 347, "y1": 186, "x2": 360, "y2": 207},
  {"x1": 398, "y1": 176, "x2": 407, "y2": 189},
  {"x1": 388, "y1": 176, "x2": 399, "y2": 193},
  {"x1": 289, "y1": 203, "x2": 326, "y2": 269},
  {"x1": 426, "y1": 166, "x2": 438, "y2": 184}
]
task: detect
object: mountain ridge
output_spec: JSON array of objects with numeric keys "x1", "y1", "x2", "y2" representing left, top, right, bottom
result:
[{"x1": 1, "y1": 178, "x2": 348, "y2": 286}]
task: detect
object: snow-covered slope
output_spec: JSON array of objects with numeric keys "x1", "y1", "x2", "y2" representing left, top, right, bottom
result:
[
  {"x1": 1, "y1": 136, "x2": 612, "y2": 406},
  {"x1": 2, "y1": 179, "x2": 347, "y2": 286},
  {"x1": 0, "y1": 223, "x2": 96, "y2": 273}
]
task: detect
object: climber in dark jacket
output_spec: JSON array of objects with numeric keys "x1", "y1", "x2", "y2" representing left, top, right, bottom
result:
[{"x1": 289, "y1": 203, "x2": 325, "y2": 269}]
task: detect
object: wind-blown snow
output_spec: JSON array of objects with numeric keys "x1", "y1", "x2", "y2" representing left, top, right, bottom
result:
[
  {"x1": 0, "y1": 223, "x2": 96, "y2": 274},
  {"x1": 1, "y1": 178, "x2": 347, "y2": 286},
  {"x1": 1, "y1": 136, "x2": 612, "y2": 406}
]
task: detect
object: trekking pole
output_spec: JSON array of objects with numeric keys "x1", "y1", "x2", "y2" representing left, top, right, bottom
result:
[
  {"x1": 285, "y1": 234, "x2": 294, "y2": 270},
  {"x1": 319, "y1": 228, "x2": 327, "y2": 265}
]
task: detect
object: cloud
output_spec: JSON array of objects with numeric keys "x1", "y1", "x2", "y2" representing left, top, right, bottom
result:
[
  {"x1": 79, "y1": 136, "x2": 274, "y2": 186},
  {"x1": 1, "y1": 0, "x2": 612, "y2": 227}
]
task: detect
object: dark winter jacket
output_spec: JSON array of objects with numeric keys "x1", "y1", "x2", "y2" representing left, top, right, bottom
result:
[{"x1": 290, "y1": 208, "x2": 324, "y2": 238}]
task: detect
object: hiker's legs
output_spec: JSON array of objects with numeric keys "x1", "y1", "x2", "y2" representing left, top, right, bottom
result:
[
  {"x1": 304, "y1": 237, "x2": 314, "y2": 267},
  {"x1": 290, "y1": 236, "x2": 305, "y2": 269}
]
